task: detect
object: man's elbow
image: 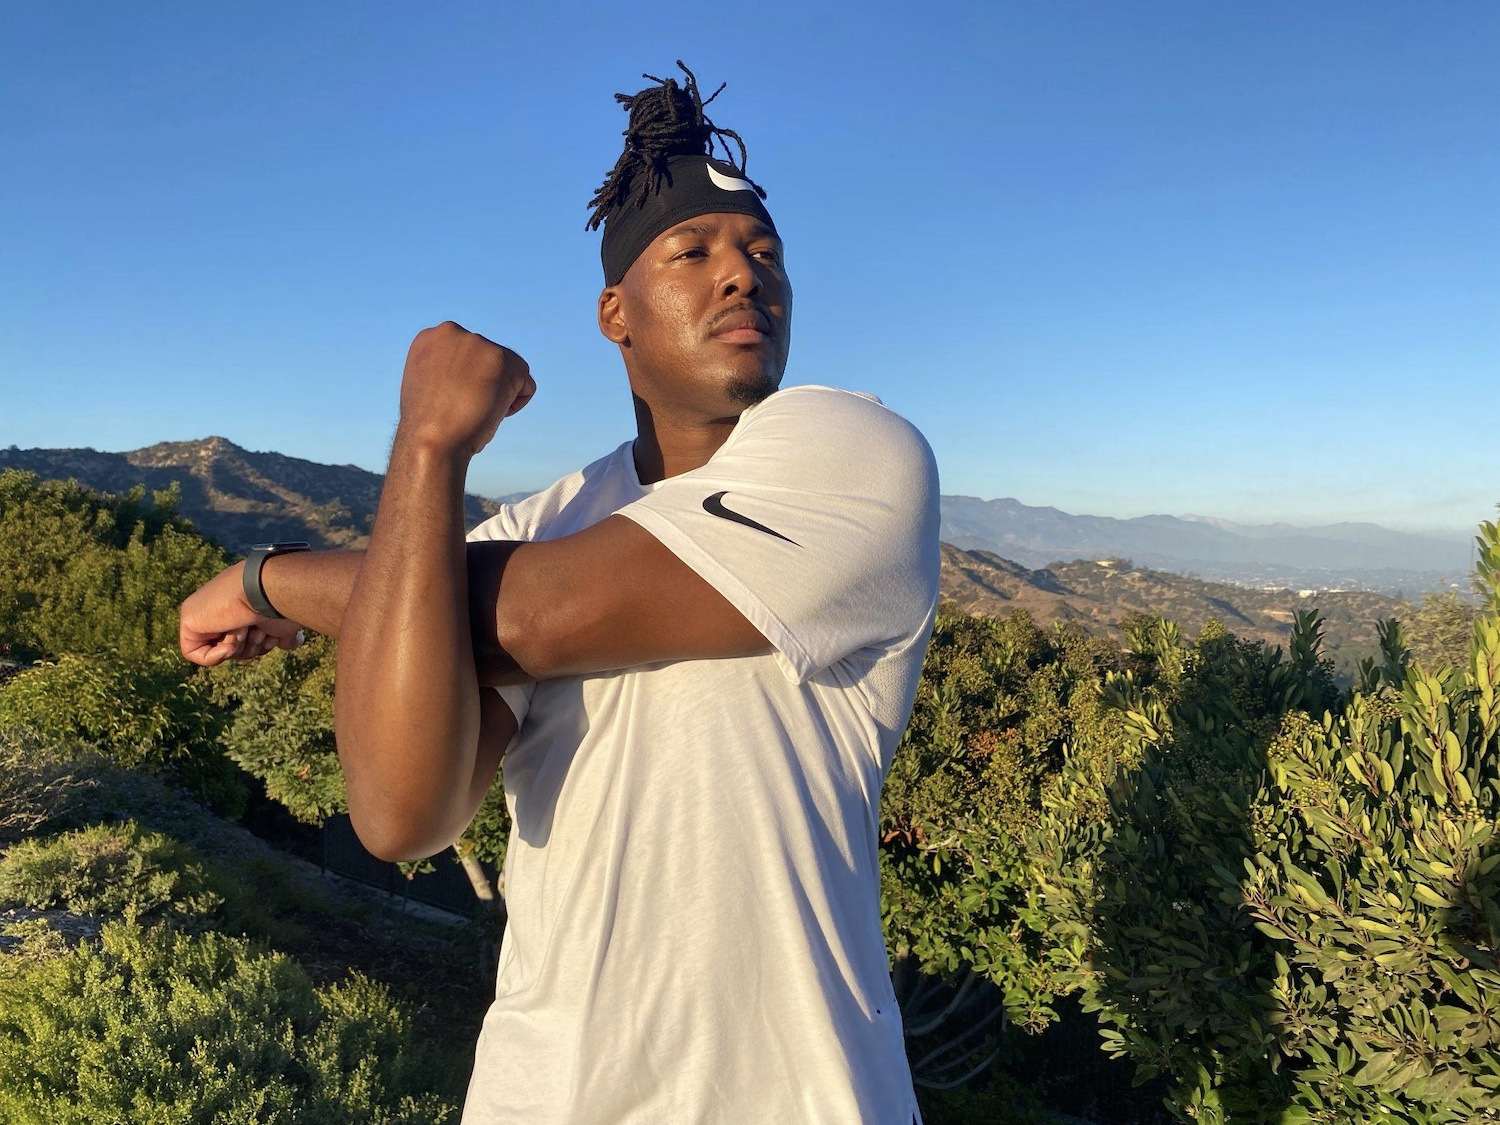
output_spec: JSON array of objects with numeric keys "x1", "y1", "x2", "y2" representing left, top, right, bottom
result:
[
  {"x1": 495, "y1": 600, "x2": 573, "y2": 681},
  {"x1": 347, "y1": 803, "x2": 458, "y2": 864}
]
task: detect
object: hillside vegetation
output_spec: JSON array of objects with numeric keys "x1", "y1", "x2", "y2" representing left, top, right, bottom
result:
[
  {"x1": 940, "y1": 544, "x2": 1406, "y2": 678},
  {"x1": 2, "y1": 465, "x2": 1498, "y2": 1124},
  {"x1": 1, "y1": 440, "x2": 1419, "y2": 674}
]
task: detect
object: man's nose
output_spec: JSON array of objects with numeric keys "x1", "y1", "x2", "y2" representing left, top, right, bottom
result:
[{"x1": 719, "y1": 250, "x2": 763, "y2": 299}]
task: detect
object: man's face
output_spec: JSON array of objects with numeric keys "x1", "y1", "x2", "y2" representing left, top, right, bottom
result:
[{"x1": 598, "y1": 211, "x2": 792, "y2": 419}]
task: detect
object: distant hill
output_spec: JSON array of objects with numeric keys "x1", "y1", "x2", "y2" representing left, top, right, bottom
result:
[
  {"x1": 2, "y1": 437, "x2": 1421, "y2": 673},
  {"x1": 0, "y1": 438, "x2": 529, "y2": 553},
  {"x1": 939, "y1": 544, "x2": 1404, "y2": 676},
  {"x1": 941, "y1": 495, "x2": 1473, "y2": 596}
]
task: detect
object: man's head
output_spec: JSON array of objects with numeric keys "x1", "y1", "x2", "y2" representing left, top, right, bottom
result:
[{"x1": 588, "y1": 64, "x2": 791, "y2": 419}]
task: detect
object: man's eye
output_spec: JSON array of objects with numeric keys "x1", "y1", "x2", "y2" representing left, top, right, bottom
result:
[
  {"x1": 674, "y1": 247, "x2": 707, "y2": 260},
  {"x1": 753, "y1": 248, "x2": 782, "y2": 263}
]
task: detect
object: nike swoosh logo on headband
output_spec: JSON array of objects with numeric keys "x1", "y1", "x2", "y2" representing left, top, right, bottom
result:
[
  {"x1": 706, "y1": 165, "x2": 756, "y2": 193},
  {"x1": 702, "y1": 492, "x2": 799, "y2": 545}
]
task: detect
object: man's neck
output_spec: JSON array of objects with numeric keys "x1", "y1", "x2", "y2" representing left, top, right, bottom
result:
[{"x1": 630, "y1": 394, "x2": 743, "y2": 484}]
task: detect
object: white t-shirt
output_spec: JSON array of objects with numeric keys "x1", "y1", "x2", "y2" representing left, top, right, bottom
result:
[{"x1": 461, "y1": 385, "x2": 940, "y2": 1125}]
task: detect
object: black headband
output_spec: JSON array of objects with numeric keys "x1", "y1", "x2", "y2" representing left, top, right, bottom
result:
[{"x1": 600, "y1": 155, "x2": 777, "y2": 286}]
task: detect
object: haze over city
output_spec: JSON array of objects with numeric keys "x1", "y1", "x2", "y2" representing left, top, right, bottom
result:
[{"x1": 2, "y1": 2, "x2": 1495, "y2": 533}]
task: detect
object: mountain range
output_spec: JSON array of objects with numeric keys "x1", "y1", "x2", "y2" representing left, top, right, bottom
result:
[
  {"x1": 0, "y1": 438, "x2": 530, "y2": 552},
  {"x1": 940, "y1": 495, "x2": 1473, "y2": 595},
  {"x1": 937, "y1": 544, "x2": 1397, "y2": 675},
  {"x1": 2, "y1": 436, "x2": 1428, "y2": 671}
]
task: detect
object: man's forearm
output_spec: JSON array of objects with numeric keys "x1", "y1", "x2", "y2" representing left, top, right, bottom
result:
[
  {"x1": 334, "y1": 433, "x2": 482, "y2": 861},
  {"x1": 258, "y1": 549, "x2": 365, "y2": 637},
  {"x1": 259, "y1": 544, "x2": 532, "y2": 687}
]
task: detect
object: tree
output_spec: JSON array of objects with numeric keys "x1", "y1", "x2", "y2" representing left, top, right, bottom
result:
[
  {"x1": 0, "y1": 471, "x2": 241, "y2": 809},
  {"x1": 1409, "y1": 589, "x2": 1480, "y2": 672},
  {"x1": 1027, "y1": 522, "x2": 1500, "y2": 1122},
  {"x1": 880, "y1": 608, "x2": 1129, "y2": 1092},
  {"x1": 0, "y1": 470, "x2": 226, "y2": 662}
]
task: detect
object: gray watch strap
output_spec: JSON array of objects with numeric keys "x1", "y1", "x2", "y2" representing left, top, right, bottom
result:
[{"x1": 243, "y1": 542, "x2": 310, "y2": 620}]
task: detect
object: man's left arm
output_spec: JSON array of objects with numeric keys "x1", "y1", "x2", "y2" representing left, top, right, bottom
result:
[{"x1": 465, "y1": 519, "x2": 770, "y2": 685}]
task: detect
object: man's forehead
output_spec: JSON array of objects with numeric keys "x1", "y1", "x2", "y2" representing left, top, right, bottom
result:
[{"x1": 655, "y1": 214, "x2": 781, "y2": 243}]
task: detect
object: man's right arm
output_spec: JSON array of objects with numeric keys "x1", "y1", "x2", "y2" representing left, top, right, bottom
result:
[
  {"x1": 177, "y1": 550, "x2": 362, "y2": 665},
  {"x1": 179, "y1": 547, "x2": 537, "y2": 685}
]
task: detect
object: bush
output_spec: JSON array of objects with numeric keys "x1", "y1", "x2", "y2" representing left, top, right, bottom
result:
[
  {"x1": 211, "y1": 633, "x2": 346, "y2": 825},
  {"x1": 0, "y1": 726, "x2": 86, "y2": 845},
  {"x1": 0, "y1": 469, "x2": 227, "y2": 664},
  {"x1": 212, "y1": 635, "x2": 514, "y2": 896},
  {"x1": 0, "y1": 920, "x2": 458, "y2": 1123},
  {"x1": 0, "y1": 649, "x2": 245, "y2": 814},
  {"x1": 1029, "y1": 521, "x2": 1500, "y2": 1123},
  {"x1": 879, "y1": 608, "x2": 1129, "y2": 1103},
  {"x1": 0, "y1": 821, "x2": 220, "y2": 922}
]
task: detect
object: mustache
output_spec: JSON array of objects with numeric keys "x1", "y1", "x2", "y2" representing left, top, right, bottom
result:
[{"x1": 707, "y1": 302, "x2": 775, "y2": 336}]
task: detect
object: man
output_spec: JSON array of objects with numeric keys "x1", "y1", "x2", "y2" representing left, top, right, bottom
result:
[{"x1": 180, "y1": 64, "x2": 939, "y2": 1124}]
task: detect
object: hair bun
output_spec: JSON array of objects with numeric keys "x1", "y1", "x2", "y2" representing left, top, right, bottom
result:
[
  {"x1": 587, "y1": 61, "x2": 764, "y2": 232},
  {"x1": 619, "y1": 70, "x2": 713, "y2": 160}
]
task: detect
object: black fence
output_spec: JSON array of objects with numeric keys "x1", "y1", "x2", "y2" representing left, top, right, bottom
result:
[{"x1": 321, "y1": 813, "x2": 490, "y2": 917}]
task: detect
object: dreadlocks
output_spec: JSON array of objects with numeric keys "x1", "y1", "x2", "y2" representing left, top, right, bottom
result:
[{"x1": 586, "y1": 61, "x2": 766, "y2": 233}]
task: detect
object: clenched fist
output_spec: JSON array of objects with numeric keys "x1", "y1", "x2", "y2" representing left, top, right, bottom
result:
[
  {"x1": 179, "y1": 562, "x2": 305, "y2": 666},
  {"x1": 397, "y1": 322, "x2": 536, "y2": 458}
]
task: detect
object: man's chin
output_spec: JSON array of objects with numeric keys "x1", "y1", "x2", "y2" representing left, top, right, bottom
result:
[{"x1": 726, "y1": 370, "x2": 780, "y2": 407}]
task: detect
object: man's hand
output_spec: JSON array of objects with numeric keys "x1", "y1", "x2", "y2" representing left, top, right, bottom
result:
[
  {"x1": 179, "y1": 562, "x2": 305, "y2": 666},
  {"x1": 398, "y1": 322, "x2": 536, "y2": 457}
]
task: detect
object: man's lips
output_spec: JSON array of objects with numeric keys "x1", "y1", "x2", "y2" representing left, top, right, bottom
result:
[{"x1": 709, "y1": 308, "x2": 773, "y2": 344}]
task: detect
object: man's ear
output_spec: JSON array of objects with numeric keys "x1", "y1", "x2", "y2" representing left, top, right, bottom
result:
[{"x1": 598, "y1": 288, "x2": 629, "y2": 346}]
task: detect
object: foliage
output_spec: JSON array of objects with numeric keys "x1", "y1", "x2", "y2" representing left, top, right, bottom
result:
[
  {"x1": 0, "y1": 469, "x2": 226, "y2": 663},
  {"x1": 0, "y1": 821, "x2": 221, "y2": 922},
  {"x1": 880, "y1": 608, "x2": 1128, "y2": 1063},
  {"x1": 1026, "y1": 520, "x2": 1500, "y2": 1122},
  {"x1": 1409, "y1": 589, "x2": 1481, "y2": 672},
  {"x1": 914, "y1": 1067, "x2": 1053, "y2": 1125},
  {"x1": 1230, "y1": 520, "x2": 1500, "y2": 1122},
  {"x1": 212, "y1": 635, "x2": 513, "y2": 882},
  {"x1": 0, "y1": 920, "x2": 457, "y2": 1123},
  {"x1": 0, "y1": 726, "x2": 86, "y2": 845},
  {"x1": 0, "y1": 647, "x2": 245, "y2": 814},
  {"x1": 211, "y1": 633, "x2": 347, "y2": 825},
  {"x1": 1029, "y1": 611, "x2": 1336, "y2": 1119},
  {"x1": 0, "y1": 740, "x2": 495, "y2": 1076}
]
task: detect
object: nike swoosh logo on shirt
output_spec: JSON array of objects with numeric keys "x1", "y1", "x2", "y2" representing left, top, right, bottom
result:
[{"x1": 702, "y1": 491, "x2": 800, "y2": 546}]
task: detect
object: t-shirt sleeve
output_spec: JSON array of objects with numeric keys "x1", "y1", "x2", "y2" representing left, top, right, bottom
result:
[{"x1": 616, "y1": 388, "x2": 941, "y2": 684}]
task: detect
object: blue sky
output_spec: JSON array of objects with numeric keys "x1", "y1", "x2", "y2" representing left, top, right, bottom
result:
[{"x1": 2, "y1": 2, "x2": 1495, "y2": 533}]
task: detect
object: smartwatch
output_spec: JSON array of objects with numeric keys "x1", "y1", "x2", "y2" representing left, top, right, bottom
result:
[{"x1": 243, "y1": 542, "x2": 311, "y2": 620}]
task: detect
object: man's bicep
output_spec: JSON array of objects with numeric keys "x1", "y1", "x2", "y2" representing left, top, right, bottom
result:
[{"x1": 489, "y1": 515, "x2": 769, "y2": 679}]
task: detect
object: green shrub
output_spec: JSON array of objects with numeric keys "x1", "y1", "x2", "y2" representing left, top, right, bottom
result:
[
  {"x1": 0, "y1": 649, "x2": 245, "y2": 814},
  {"x1": 0, "y1": 469, "x2": 227, "y2": 664},
  {"x1": 212, "y1": 635, "x2": 513, "y2": 894},
  {"x1": 211, "y1": 634, "x2": 346, "y2": 825},
  {"x1": 1029, "y1": 521, "x2": 1500, "y2": 1123},
  {"x1": 882, "y1": 610, "x2": 1125, "y2": 1016},
  {"x1": 0, "y1": 920, "x2": 457, "y2": 1123},
  {"x1": 0, "y1": 747, "x2": 355, "y2": 948},
  {"x1": 0, "y1": 726, "x2": 87, "y2": 845},
  {"x1": 0, "y1": 821, "x2": 220, "y2": 922}
]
